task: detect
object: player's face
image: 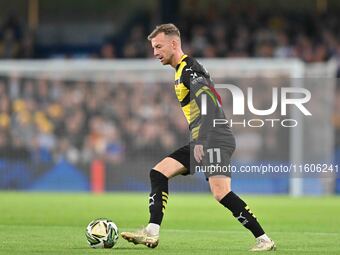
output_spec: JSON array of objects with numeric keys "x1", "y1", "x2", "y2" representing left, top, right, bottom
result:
[{"x1": 151, "y1": 33, "x2": 175, "y2": 65}]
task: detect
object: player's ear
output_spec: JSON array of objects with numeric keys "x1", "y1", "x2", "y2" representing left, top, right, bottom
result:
[{"x1": 171, "y1": 39, "x2": 176, "y2": 49}]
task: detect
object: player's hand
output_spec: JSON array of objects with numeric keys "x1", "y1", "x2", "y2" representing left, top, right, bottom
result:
[{"x1": 194, "y1": 144, "x2": 204, "y2": 163}]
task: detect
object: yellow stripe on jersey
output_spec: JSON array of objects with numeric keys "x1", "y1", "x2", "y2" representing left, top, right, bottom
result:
[
  {"x1": 178, "y1": 54, "x2": 188, "y2": 66},
  {"x1": 182, "y1": 99, "x2": 200, "y2": 124},
  {"x1": 195, "y1": 86, "x2": 210, "y2": 96},
  {"x1": 190, "y1": 99, "x2": 200, "y2": 122},
  {"x1": 175, "y1": 82, "x2": 189, "y2": 102},
  {"x1": 192, "y1": 125, "x2": 200, "y2": 140},
  {"x1": 195, "y1": 86, "x2": 218, "y2": 106}
]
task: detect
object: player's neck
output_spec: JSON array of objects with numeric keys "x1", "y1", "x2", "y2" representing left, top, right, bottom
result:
[{"x1": 171, "y1": 50, "x2": 185, "y2": 69}]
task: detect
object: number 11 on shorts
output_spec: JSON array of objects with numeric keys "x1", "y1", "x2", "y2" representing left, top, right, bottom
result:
[{"x1": 207, "y1": 148, "x2": 221, "y2": 163}]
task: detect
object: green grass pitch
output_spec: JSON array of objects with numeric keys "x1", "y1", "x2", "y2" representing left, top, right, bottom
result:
[{"x1": 0, "y1": 192, "x2": 340, "y2": 254}]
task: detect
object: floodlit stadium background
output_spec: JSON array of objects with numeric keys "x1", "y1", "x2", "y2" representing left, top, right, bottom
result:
[{"x1": 0, "y1": 0, "x2": 339, "y2": 196}]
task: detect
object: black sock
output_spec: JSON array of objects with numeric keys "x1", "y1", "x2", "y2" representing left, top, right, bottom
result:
[
  {"x1": 148, "y1": 169, "x2": 169, "y2": 225},
  {"x1": 219, "y1": 191, "x2": 265, "y2": 238}
]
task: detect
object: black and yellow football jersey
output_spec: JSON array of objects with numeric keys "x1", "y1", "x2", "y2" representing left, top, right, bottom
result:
[{"x1": 174, "y1": 55, "x2": 235, "y2": 147}]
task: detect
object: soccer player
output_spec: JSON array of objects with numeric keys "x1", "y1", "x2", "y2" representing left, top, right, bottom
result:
[{"x1": 121, "y1": 24, "x2": 276, "y2": 252}]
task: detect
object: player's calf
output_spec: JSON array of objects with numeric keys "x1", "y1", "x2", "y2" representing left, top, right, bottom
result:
[
  {"x1": 148, "y1": 169, "x2": 169, "y2": 227},
  {"x1": 219, "y1": 191, "x2": 266, "y2": 237},
  {"x1": 219, "y1": 191, "x2": 276, "y2": 250}
]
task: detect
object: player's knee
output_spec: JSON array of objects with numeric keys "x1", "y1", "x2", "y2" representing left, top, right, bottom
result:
[
  {"x1": 212, "y1": 190, "x2": 226, "y2": 201},
  {"x1": 153, "y1": 157, "x2": 186, "y2": 178},
  {"x1": 153, "y1": 160, "x2": 169, "y2": 177},
  {"x1": 211, "y1": 184, "x2": 231, "y2": 201}
]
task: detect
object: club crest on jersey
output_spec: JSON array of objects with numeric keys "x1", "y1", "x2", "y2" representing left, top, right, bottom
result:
[{"x1": 190, "y1": 72, "x2": 198, "y2": 79}]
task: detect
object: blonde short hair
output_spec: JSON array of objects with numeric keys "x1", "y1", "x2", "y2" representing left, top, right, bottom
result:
[{"x1": 147, "y1": 23, "x2": 180, "y2": 41}]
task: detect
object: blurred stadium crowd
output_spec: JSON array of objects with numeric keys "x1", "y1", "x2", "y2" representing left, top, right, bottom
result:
[
  {"x1": 0, "y1": 6, "x2": 339, "y2": 62},
  {"x1": 116, "y1": 7, "x2": 339, "y2": 62},
  {"x1": 0, "y1": 75, "x2": 189, "y2": 165},
  {"x1": 0, "y1": 73, "x2": 327, "y2": 166}
]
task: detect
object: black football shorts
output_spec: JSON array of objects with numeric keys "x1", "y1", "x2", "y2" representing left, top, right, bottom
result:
[{"x1": 167, "y1": 143, "x2": 235, "y2": 179}]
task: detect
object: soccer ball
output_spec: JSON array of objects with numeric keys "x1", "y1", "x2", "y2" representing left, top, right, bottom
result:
[{"x1": 85, "y1": 218, "x2": 119, "y2": 248}]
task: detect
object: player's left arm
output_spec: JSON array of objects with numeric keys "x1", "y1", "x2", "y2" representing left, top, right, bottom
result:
[
  {"x1": 193, "y1": 81, "x2": 218, "y2": 162},
  {"x1": 183, "y1": 68, "x2": 219, "y2": 162}
]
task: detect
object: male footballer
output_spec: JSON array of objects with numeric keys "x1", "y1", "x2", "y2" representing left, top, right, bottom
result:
[{"x1": 121, "y1": 23, "x2": 276, "y2": 252}]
